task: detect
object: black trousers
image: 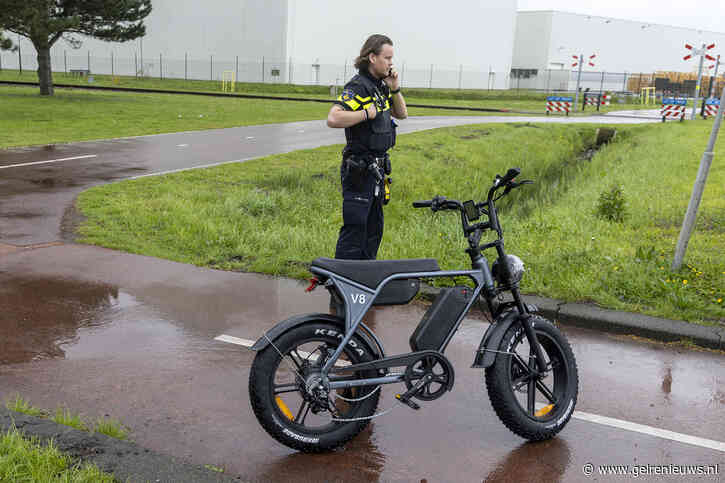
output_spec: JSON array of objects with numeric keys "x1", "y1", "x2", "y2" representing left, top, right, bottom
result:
[{"x1": 334, "y1": 163, "x2": 384, "y2": 260}]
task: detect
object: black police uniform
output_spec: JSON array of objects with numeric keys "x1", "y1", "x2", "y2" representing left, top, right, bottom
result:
[{"x1": 333, "y1": 69, "x2": 396, "y2": 260}]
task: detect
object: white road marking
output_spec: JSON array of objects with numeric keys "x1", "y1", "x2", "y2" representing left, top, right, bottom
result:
[
  {"x1": 214, "y1": 334, "x2": 350, "y2": 366},
  {"x1": 128, "y1": 156, "x2": 257, "y2": 179},
  {"x1": 532, "y1": 402, "x2": 725, "y2": 453},
  {"x1": 246, "y1": 136, "x2": 255, "y2": 140},
  {"x1": 571, "y1": 409, "x2": 725, "y2": 453},
  {"x1": 176, "y1": 144, "x2": 189, "y2": 147},
  {"x1": 0, "y1": 154, "x2": 97, "y2": 170}
]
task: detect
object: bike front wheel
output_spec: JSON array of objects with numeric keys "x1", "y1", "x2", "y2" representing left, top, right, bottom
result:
[
  {"x1": 248, "y1": 322, "x2": 380, "y2": 452},
  {"x1": 485, "y1": 315, "x2": 578, "y2": 440}
]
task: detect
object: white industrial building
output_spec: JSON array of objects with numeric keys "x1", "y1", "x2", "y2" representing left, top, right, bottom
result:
[
  {"x1": 512, "y1": 10, "x2": 725, "y2": 91},
  {"x1": 2, "y1": 0, "x2": 518, "y2": 89}
]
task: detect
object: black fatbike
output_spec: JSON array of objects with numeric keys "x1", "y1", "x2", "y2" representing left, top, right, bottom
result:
[{"x1": 248, "y1": 168, "x2": 579, "y2": 452}]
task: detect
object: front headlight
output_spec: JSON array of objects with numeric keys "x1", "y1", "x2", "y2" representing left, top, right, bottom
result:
[{"x1": 492, "y1": 254, "x2": 525, "y2": 285}]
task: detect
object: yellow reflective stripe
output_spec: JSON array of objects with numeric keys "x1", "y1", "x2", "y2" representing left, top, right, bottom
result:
[
  {"x1": 337, "y1": 95, "x2": 361, "y2": 110},
  {"x1": 355, "y1": 95, "x2": 371, "y2": 102},
  {"x1": 361, "y1": 101, "x2": 373, "y2": 110},
  {"x1": 385, "y1": 100, "x2": 390, "y2": 110}
]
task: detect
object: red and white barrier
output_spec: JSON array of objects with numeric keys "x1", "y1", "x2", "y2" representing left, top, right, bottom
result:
[
  {"x1": 600, "y1": 94, "x2": 611, "y2": 106},
  {"x1": 704, "y1": 104, "x2": 718, "y2": 117},
  {"x1": 546, "y1": 96, "x2": 572, "y2": 115},
  {"x1": 661, "y1": 104, "x2": 686, "y2": 121}
]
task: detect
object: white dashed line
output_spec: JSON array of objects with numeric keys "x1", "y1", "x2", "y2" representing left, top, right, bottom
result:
[{"x1": 0, "y1": 154, "x2": 98, "y2": 170}]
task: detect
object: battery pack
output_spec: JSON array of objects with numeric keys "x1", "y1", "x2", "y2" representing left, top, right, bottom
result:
[{"x1": 409, "y1": 286, "x2": 472, "y2": 352}]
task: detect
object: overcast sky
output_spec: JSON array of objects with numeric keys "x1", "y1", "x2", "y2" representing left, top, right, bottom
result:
[{"x1": 517, "y1": 1, "x2": 724, "y2": 33}]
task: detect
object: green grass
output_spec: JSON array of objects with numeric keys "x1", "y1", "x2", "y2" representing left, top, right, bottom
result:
[
  {"x1": 0, "y1": 427, "x2": 115, "y2": 482},
  {"x1": 0, "y1": 84, "x2": 332, "y2": 148},
  {"x1": 5, "y1": 396, "x2": 128, "y2": 440},
  {"x1": 52, "y1": 409, "x2": 87, "y2": 432},
  {"x1": 76, "y1": 120, "x2": 725, "y2": 324}
]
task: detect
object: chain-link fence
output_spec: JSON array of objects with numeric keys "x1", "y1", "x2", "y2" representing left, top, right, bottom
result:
[
  {"x1": 2, "y1": 50, "x2": 723, "y2": 97},
  {"x1": 511, "y1": 69, "x2": 725, "y2": 98},
  {"x1": 0, "y1": 51, "x2": 510, "y2": 89}
]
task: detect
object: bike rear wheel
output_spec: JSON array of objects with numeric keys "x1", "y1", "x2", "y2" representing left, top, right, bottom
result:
[
  {"x1": 249, "y1": 322, "x2": 380, "y2": 452},
  {"x1": 485, "y1": 316, "x2": 578, "y2": 440}
]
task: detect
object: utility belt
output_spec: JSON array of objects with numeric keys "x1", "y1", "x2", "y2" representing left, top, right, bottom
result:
[{"x1": 342, "y1": 153, "x2": 392, "y2": 204}]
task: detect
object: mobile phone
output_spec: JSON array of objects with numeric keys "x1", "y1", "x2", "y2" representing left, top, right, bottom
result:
[{"x1": 388, "y1": 68, "x2": 393, "y2": 78}]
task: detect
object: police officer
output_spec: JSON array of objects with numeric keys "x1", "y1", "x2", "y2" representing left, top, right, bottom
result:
[{"x1": 327, "y1": 34, "x2": 408, "y2": 260}]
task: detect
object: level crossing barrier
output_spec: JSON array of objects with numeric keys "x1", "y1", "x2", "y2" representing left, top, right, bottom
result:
[
  {"x1": 703, "y1": 98, "x2": 720, "y2": 118},
  {"x1": 546, "y1": 96, "x2": 572, "y2": 116},
  {"x1": 661, "y1": 98, "x2": 687, "y2": 122}
]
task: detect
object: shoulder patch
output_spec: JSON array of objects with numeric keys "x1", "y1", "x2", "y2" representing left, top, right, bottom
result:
[{"x1": 341, "y1": 89, "x2": 356, "y2": 102}]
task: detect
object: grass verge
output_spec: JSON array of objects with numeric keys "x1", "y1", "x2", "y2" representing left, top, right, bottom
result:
[
  {"x1": 5, "y1": 395, "x2": 128, "y2": 440},
  {"x1": 75, "y1": 120, "x2": 724, "y2": 323},
  {"x1": 0, "y1": 427, "x2": 115, "y2": 482}
]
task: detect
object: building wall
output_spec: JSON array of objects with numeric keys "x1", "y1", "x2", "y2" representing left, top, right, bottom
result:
[
  {"x1": 515, "y1": 10, "x2": 725, "y2": 74},
  {"x1": 512, "y1": 11, "x2": 552, "y2": 70},
  {"x1": 286, "y1": 0, "x2": 518, "y2": 88},
  {"x1": 3, "y1": 0, "x2": 518, "y2": 89}
]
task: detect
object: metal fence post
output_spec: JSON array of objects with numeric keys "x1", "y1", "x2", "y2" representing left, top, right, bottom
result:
[
  {"x1": 429, "y1": 64, "x2": 433, "y2": 89},
  {"x1": 343, "y1": 59, "x2": 347, "y2": 82},
  {"x1": 111, "y1": 51, "x2": 114, "y2": 77},
  {"x1": 458, "y1": 64, "x2": 462, "y2": 89},
  {"x1": 546, "y1": 69, "x2": 551, "y2": 93},
  {"x1": 288, "y1": 56, "x2": 292, "y2": 84},
  {"x1": 134, "y1": 52, "x2": 137, "y2": 79},
  {"x1": 87, "y1": 50, "x2": 90, "y2": 72},
  {"x1": 64, "y1": 50, "x2": 67, "y2": 74},
  {"x1": 235, "y1": 55, "x2": 238, "y2": 85},
  {"x1": 622, "y1": 72, "x2": 627, "y2": 93},
  {"x1": 17, "y1": 36, "x2": 21, "y2": 75},
  {"x1": 184, "y1": 53, "x2": 187, "y2": 81},
  {"x1": 262, "y1": 56, "x2": 265, "y2": 83},
  {"x1": 160, "y1": 53, "x2": 162, "y2": 80},
  {"x1": 0, "y1": 53, "x2": 2, "y2": 72},
  {"x1": 210, "y1": 55, "x2": 213, "y2": 81}
]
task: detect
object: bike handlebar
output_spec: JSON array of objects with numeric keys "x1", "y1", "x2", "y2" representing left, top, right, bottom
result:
[
  {"x1": 498, "y1": 167, "x2": 521, "y2": 186},
  {"x1": 412, "y1": 200, "x2": 432, "y2": 208}
]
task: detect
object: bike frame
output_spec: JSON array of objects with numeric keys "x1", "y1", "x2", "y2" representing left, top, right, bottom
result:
[{"x1": 310, "y1": 263, "x2": 493, "y2": 391}]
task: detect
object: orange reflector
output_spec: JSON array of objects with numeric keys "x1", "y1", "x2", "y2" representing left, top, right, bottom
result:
[
  {"x1": 535, "y1": 404, "x2": 555, "y2": 417},
  {"x1": 275, "y1": 396, "x2": 294, "y2": 420}
]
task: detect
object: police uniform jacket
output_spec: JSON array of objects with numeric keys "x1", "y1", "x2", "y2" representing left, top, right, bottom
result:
[{"x1": 335, "y1": 69, "x2": 396, "y2": 158}]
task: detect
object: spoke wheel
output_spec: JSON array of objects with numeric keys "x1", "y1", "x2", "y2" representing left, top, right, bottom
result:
[
  {"x1": 249, "y1": 322, "x2": 380, "y2": 452},
  {"x1": 485, "y1": 316, "x2": 578, "y2": 441}
]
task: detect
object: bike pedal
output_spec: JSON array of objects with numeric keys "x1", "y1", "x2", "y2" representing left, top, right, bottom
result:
[{"x1": 395, "y1": 393, "x2": 420, "y2": 410}]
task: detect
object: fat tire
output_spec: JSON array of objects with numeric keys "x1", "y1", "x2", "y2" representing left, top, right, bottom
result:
[
  {"x1": 485, "y1": 316, "x2": 578, "y2": 441},
  {"x1": 249, "y1": 322, "x2": 380, "y2": 452}
]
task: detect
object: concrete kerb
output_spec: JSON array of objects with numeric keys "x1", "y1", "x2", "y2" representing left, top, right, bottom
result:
[
  {"x1": 418, "y1": 284, "x2": 724, "y2": 351},
  {"x1": 0, "y1": 407, "x2": 240, "y2": 483}
]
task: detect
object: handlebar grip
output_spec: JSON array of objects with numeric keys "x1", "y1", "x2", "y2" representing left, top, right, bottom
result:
[
  {"x1": 412, "y1": 200, "x2": 433, "y2": 208},
  {"x1": 500, "y1": 167, "x2": 521, "y2": 184}
]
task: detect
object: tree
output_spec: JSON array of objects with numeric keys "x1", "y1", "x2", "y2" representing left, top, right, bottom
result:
[{"x1": 0, "y1": 1, "x2": 151, "y2": 96}]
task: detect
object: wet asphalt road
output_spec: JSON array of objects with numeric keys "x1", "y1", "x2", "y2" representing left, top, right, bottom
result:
[{"x1": 1, "y1": 114, "x2": 723, "y2": 481}]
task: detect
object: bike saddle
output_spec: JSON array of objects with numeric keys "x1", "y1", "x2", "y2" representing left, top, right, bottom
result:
[{"x1": 311, "y1": 258, "x2": 440, "y2": 289}]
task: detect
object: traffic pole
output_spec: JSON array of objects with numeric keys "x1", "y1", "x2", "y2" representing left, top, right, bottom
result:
[
  {"x1": 708, "y1": 55, "x2": 720, "y2": 98},
  {"x1": 672, "y1": 85, "x2": 725, "y2": 270},
  {"x1": 573, "y1": 55, "x2": 583, "y2": 111},
  {"x1": 691, "y1": 44, "x2": 706, "y2": 120}
]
